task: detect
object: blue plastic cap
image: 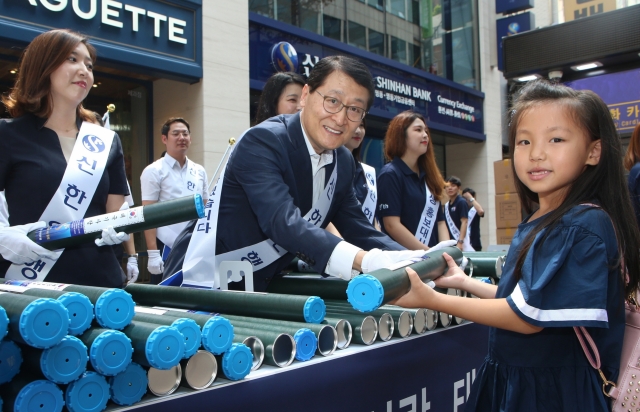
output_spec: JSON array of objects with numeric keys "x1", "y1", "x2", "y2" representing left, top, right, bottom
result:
[
  {"x1": 41, "y1": 336, "x2": 88, "y2": 384},
  {"x1": 145, "y1": 325, "x2": 185, "y2": 370},
  {"x1": 170, "y1": 318, "x2": 202, "y2": 358},
  {"x1": 303, "y1": 296, "x2": 326, "y2": 323},
  {"x1": 194, "y1": 193, "x2": 205, "y2": 218},
  {"x1": 0, "y1": 339, "x2": 23, "y2": 384},
  {"x1": 221, "y1": 343, "x2": 252, "y2": 381},
  {"x1": 94, "y1": 289, "x2": 135, "y2": 330},
  {"x1": 19, "y1": 298, "x2": 69, "y2": 348},
  {"x1": 0, "y1": 305, "x2": 8, "y2": 339},
  {"x1": 89, "y1": 330, "x2": 133, "y2": 376},
  {"x1": 65, "y1": 371, "x2": 110, "y2": 412},
  {"x1": 57, "y1": 293, "x2": 94, "y2": 336},
  {"x1": 14, "y1": 380, "x2": 64, "y2": 412},
  {"x1": 108, "y1": 362, "x2": 147, "y2": 406},
  {"x1": 347, "y1": 274, "x2": 384, "y2": 313},
  {"x1": 202, "y1": 316, "x2": 233, "y2": 355},
  {"x1": 293, "y1": 328, "x2": 317, "y2": 361}
]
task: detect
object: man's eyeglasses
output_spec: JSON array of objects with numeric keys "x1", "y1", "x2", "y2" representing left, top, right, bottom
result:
[
  {"x1": 316, "y1": 91, "x2": 366, "y2": 122},
  {"x1": 170, "y1": 131, "x2": 190, "y2": 137}
]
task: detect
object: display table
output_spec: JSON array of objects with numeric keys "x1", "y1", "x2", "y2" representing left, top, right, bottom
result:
[{"x1": 111, "y1": 322, "x2": 489, "y2": 412}]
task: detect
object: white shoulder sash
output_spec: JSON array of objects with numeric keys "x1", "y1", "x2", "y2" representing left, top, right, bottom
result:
[
  {"x1": 360, "y1": 163, "x2": 377, "y2": 224},
  {"x1": 444, "y1": 200, "x2": 475, "y2": 252},
  {"x1": 181, "y1": 137, "x2": 338, "y2": 289},
  {"x1": 414, "y1": 183, "x2": 439, "y2": 245},
  {"x1": 5, "y1": 122, "x2": 115, "y2": 281}
]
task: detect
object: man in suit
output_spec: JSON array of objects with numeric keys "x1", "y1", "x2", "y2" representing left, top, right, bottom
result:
[{"x1": 164, "y1": 56, "x2": 448, "y2": 291}]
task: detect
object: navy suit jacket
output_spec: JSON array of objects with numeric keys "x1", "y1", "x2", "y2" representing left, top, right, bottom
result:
[{"x1": 164, "y1": 113, "x2": 402, "y2": 291}]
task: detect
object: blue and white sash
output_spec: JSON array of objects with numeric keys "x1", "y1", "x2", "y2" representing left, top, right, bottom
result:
[
  {"x1": 177, "y1": 135, "x2": 337, "y2": 289},
  {"x1": 5, "y1": 122, "x2": 114, "y2": 281},
  {"x1": 360, "y1": 163, "x2": 377, "y2": 224},
  {"x1": 444, "y1": 201, "x2": 475, "y2": 252},
  {"x1": 415, "y1": 184, "x2": 439, "y2": 245}
]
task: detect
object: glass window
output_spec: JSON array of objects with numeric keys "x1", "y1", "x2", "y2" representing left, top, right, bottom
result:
[
  {"x1": 368, "y1": 29, "x2": 385, "y2": 56},
  {"x1": 323, "y1": 14, "x2": 341, "y2": 41},
  {"x1": 276, "y1": 0, "x2": 293, "y2": 25},
  {"x1": 409, "y1": 43, "x2": 422, "y2": 68},
  {"x1": 348, "y1": 21, "x2": 367, "y2": 50},
  {"x1": 300, "y1": 6, "x2": 319, "y2": 34},
  {"x1": 391, "y1": 36, "x2": 407, "y2": 64},
  {"x1": 368, "y1": 0, "x2": 385, "y2": 11},
  {"x1": 411, "y1": 0, "x2": 420, "y2": 24},
  {"x1": 389, "y1": 0, "x2": 406, "y2": 19},
  {"x1": 249, "y1": 0, "x2": 274, "y2": 18}
]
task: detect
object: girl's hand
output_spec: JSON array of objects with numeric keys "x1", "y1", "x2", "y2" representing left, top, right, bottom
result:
[
  {"x1": 392, "y1": 267, "x2": 437, "y2": 308},
  {"x1": 434, "y1": 252, "x2": 469, "y2": 289}
]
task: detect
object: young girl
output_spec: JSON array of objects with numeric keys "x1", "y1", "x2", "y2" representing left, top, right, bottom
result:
[{"x1": 395, "y1": 80, "x2": 640, "y2": 411}]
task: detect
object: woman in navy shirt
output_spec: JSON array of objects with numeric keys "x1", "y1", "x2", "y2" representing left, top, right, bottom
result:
[
  {"x1": 0, "y1": 30, "x2": 129, "y2": 287},
  {"x1": 377, "y1": 111, "x2": 449, "y2": 249},
  {"x1": 624, "y1": 123, "x2": 640, "y2": 229}
]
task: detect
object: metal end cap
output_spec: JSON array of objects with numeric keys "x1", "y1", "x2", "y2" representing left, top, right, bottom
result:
[
  {"x1": 0, "y1": 339, "x2": 22, "y2": 384},
  {"x1": 14, "y1": 380, "x2": 64, "y2": 412},
  {"x1": 65, "y1": 371, "x2": 110, "y2": 412},
  {"x1": 346, "y1": 274, "x2": 384, "y2": 313},
  {"x1": 0, "y1": 305, "x2": 8, "y2": 339},
  {"x1": 108, "y1": 363, "x2": 148, "y2": 406},
  {"x1": 94, "y1": 289, "x2": 135, "y2": 330},
  {"x1": 170, "y1": 318, "x2": 202, "y2": 358},
  {"x1": 303, "y1": 296, "x2": 326, "y2": 323},
  {"x1": 221, "y1": 343, "x2": 252, "y2": 381},
  {"x1": 57, "y1": 292, "x2": 94, "y2": 336},
  {"x1": 145, "y1": 325, "x2": 185, "y2": 370},
  {"x1": 202, "y1": 316, "x2": 233, "y2": 355},
  {"x1": 40, "y1": 336, "x2": 88, "y2": 384},
  {"x1": 194, "y1": 193, "x2": 205, "y2": 218},
  {"x1": 89, "y1": 330, "x2": 133, "y2": 376},
  {"x1": 293, "y1": 328, "x2": 317, "y2": 361},
  {"x1": 19, "y1": 298, "x2": 69, "y2": 348}
]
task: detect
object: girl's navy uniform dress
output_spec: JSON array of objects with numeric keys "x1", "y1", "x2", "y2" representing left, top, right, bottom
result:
[
  {"x1": 377, "y1": 157, "x2": 444, "y2": 247},
  {"x1": 352, "y1": 159, "x2": 368, "y2": 205},
  {"x1": 466, "y1": 205, "x2": 624, "y2": 411},
  {"x1": 627, "y1": 162, "x2": 640, "y2": 229},
  {"x1": 0, "y1": 114, "x2": 129, "y2": 288}
]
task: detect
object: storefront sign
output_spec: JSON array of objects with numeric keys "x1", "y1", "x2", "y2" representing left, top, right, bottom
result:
[
  {"x1": 565, "y1": 68, "x2": 640, "y2": 132},
  {"x1": 563, "y1": 0, "x2": 616, "y2": 21},
  {"x1": 495, "y1": 0, "x2": 534, "y2": 15},
  {"x1": 0, "y1": 0, "x2": 202, "y2": 81},
  {"x1": 250, "y1": 13, "x2": 484, "y2": 141},
  {"x1": 496, "y1": 12, "x2": 534, "y2": 72}
]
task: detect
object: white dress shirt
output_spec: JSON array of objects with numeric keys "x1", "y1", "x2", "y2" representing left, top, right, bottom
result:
[{"x1": 300, "y1": 124, "x2": 362, "y2": 280}]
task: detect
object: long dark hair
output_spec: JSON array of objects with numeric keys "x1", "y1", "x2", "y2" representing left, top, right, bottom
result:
[
  {"x1": 2, "y1": 29, "x2": 96, "y2": 122},
  {"x1": 254, "y1": 72, "x2": 305, "y2": 124},
  {"x1": 352, "y1": 117, "x2": 366, "y2": 161},
  {"x1": 624, "y1": 123, "x2": 640, "y2": 171},
  {"x1": 510, "y1": 80, "x2": 640, "y2": 299},
  {"x1": 384, "y1": 111, "x2": 445, "y2": 199}
]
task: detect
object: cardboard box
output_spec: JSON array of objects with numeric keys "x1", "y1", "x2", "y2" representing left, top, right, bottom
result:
[
  {"x1": 496, "y1": 228, "x2": 516, "y2": 245},
  {"x1": 494, "y1": 159, "x2": 517, "y2": 195},
  {"x1": 495, "y1": 193, "x2": 522, "y2": 229}
]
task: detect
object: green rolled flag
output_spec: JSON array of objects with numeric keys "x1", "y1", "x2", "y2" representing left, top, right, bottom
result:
[
  {"x1": 125, "y1": 283, "x2": 326, "y2": 324},
  {"x1": 462, "y1": 251, "x2": 506, "y2": 281},
  {"x1": 347, "y1": 247, "x2": 463, "y2": 312},
  {"x1": 27, "y1": 194, "x2": 205, "y2": 250},
  {"x1": 267, "y1": 276, "x2": 349, "y2": 301},
  {"x1": 0, "y1": 292, "x2": 69, "y2": 349},
  {"x1": 0, "y1": 374, "x2": 64, "y2": 412},
  {"x1": 0, "y1": 279, "x2": 135, "y2": 330},
  {"x1": 121, "y1": 321, "x2": 185, "y2": 370},
  {"x1": 231, "y1": 327, "x2": 296, "y2": 368},
  {"x1": 132, "y1": 312, "x2": 202, "y2": 359},
  {"x1": 323, "y1": 314, "x2": 377, "y2": 346}
]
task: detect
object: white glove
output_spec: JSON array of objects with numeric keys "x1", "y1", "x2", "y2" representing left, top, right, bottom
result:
[
  {"x1": 361, "y1": 249, "x2": 428, "y2": 273},
  {"x1": 147, "y1": 250, "x2": 164, "y2": 275},
  {"x1": 95, "y1": 203, "x2": 131, "y2": 247},
  {"x1": 94, "y1": 226, "x2": 130, "y2": 247},
  {"x1": 427, "y1": 240, "x2": 457, "y2": 253},
  {"x1": 126, "y1": 256, "x2": 139, "y2": 284},
  {"x1": 0, "y1": 221, "x2": 58, "y2": 264}
]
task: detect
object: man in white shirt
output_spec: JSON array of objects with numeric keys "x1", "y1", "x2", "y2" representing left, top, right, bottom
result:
[{"x1": 141, "y1": 117, "x2": 208, "y2": 284}]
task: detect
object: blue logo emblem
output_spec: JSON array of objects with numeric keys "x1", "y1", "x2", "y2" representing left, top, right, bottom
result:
[
  {"x1": 271, "y1": 42, "x2": 298, "y2": 72},
  {"x1": 508, "y1": 22, "x2": 520, "y2": 35},
  {"x1": 82, "y1": 135, "x2": 105, "y2": 153}
]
